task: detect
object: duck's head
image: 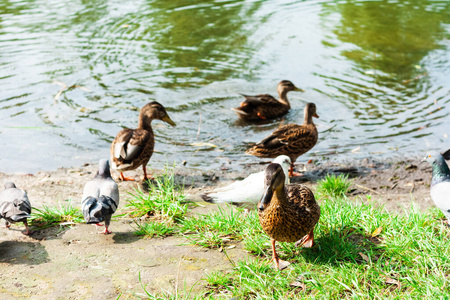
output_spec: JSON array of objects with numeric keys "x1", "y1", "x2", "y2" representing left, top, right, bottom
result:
[
  {"x1": 258, "y1": 163, "x2": 286, "y2": 212},
  {"x1": 141, "y1": 101, "x2": 177, "y2": 127},
  {"x1": 272, "y1": 155, "x2": 291, "y2": 183},
  {"x1": 305, "y1": 102, "x2": 319, "y2": 119},
  {"x1": 277, "y1": 80, "x2": 305, "y2": 94}
]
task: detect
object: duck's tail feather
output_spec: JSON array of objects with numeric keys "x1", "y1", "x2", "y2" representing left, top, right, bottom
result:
[
  {"x1": 200, "y1": 193, "x2": 247, "y2": 207},
  {"x1": 200, "y1": 194, "x2": 215, "y2": 203},
  {"x1": 82, "y1": 196, "x2": 117, "y2": 224},
  {"x1": 231, "y1": 107, "x2": 248, "y2": 115}
]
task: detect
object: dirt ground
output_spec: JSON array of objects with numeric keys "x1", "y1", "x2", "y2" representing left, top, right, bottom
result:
[{"x1": 0, "y1": 157, "x2": 434, "y2": 299}]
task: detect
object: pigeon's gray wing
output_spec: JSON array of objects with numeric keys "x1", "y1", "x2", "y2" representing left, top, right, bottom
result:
[
  {"x1": 82, "y1": 195, "x2": 118, "y2": 224},
  {"x1": 82, "y1": 179, "x2": 101, "y2": 202},
  {"x1": 0, "y1": 189, "x2": 31, "y2": 222},
  {"x1": 100, "y1": 178, "x2": 119, "y2": 209}
]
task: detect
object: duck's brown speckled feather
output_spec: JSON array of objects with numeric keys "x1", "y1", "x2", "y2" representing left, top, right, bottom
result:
[
  {"x1": 236, "y1": 94, "x2": 289, "y2": 120},
  {"x1": 258, "y1": 184, "x2": 320, "y2": 243},
  {"x1": 246, "y1": 123, "x2": 318, "y2": 163},
  {"x1": 233, "y1": 80, "x2": 303, "y2": 121},
  {"x1": 109, "y1": 101, "x2": 176, "y2": 180},
  {"x1": 111, "y1": 127, "x2": 154, "y2": 172}
]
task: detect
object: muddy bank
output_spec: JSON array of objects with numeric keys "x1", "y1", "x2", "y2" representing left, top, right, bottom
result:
[{"x1": 0, "y1": 157, "x2": 434, "y2": 298}]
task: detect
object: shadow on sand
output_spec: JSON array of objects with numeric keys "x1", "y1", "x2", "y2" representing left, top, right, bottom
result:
[{"x1": 0, "y1": 240, "x2": 49, "y2": 265}]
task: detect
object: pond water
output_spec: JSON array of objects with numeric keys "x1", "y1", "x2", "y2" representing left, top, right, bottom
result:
[{"x1": 0, "y1": 0, "x2": 449, "y2": 174}]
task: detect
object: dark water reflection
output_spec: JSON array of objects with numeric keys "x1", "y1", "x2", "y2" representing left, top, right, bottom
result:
[{"x1": 0, "y1": 0, "x2": 449, "y2": 173}]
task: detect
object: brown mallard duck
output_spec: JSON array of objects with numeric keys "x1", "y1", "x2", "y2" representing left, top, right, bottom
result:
[
  {"x1": 258, "y1": 163, "x2": 320, "y2": 270},
  {"x1": 110, "y1": 101, "x2": 176, "y2": 181},
  {"x1": 246, "y1": 102, "x2": 318, "y2": 176},
  {"x1": 232, "y1": 80, "x2": 304, "y2": 121}
]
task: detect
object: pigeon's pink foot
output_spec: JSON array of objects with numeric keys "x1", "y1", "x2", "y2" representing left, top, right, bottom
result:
[{"x1": 98, "y1": 227, "x2": 112, "y2": 234}]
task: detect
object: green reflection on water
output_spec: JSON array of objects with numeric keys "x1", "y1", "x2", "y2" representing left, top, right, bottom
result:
[
  {"x1": 68, "y1": 0, "x2": 264, "y2": 89},
  {"x1": 329, "y1": 0, "x2": 450, "y2": 81},
  {"x1": 147, "y1": 0, "x2": 263, "y2": 87}
]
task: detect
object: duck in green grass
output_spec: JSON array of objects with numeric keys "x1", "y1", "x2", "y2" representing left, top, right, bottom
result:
[
  {"x1": 258, "y1": 163, "x2": 320, "y2": 270},
  {"x1": 201, "y1": 155, "x2": 291, "y2": 208}
]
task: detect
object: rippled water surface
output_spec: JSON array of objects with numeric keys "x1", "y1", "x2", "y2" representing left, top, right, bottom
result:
[{"x1": 0, "y1": 0, "x2": 449, "y2": 173}]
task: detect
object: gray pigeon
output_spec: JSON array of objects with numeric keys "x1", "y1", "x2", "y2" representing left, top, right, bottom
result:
[
  {"x1": 82, "y1": 159, "x2": 119, "y2": 234},
  {"x1": 0, "y1": 182, "x2": 32, "y2": 235},
  {"x1": 425, "y1": 149, "x2": 450, "y2": 222}
]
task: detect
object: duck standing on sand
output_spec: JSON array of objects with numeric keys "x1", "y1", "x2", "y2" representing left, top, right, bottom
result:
[
  {"x1": 258, "y1": 163, "x2": 320, "y2": 270},
  {"x1": 110, "y1": 101, "x2": 176, "y2": 181},
  {"x1": 425, "y1": 149, "x2": 450, "y2": 223},
  {"x1": 82, "y1": 159, "x2": 119, "y2": 234},
  {"x1": 201, "y1": 155, "x2": 291, "y2": 207},
  {"x1": 246, "y1": 102, "x2": 319, "y2": 176},
  {"x1": 0, "y1": 182, "x2": 32, "y2": 235},
  {"x1": 232, "y1": 80, "x2": 304, "y2": 121}
]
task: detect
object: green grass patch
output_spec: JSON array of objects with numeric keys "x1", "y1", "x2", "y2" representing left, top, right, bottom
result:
[
  {"x1": 174, "y1": 173, "x2": 450, "y2": 298},
  {"x1": 199, "y1": 196, "x2": 450, "y2": 299},
  {"x1": 126, "y1": 167, "x2": 188, "y2": 239},
  {"x1": 180, "y1": 205, "x2": 270, "y2": 256},
  {"x1": 125, "y1": 172, "x2": 450, "y2": 298},
  {"x1": 316, "y1": 173, "x2": 351, "y2": 198},
  {"x1": 180, "y1": 205, "x2": 250, "y2": 248},
  {"x1": 31, "y1": 200, "x2": 84, "y2": 228},
  {"x1": 133, "y1": 221, "x2": 175, "y2": 238},
  {"x1": 126, "y1": 167, "x2": 187, "y2": 222}
]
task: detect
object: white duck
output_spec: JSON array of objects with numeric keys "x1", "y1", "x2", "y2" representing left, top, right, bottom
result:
[{"x1": 201, "y1": 155, "x2": 291, "y2": 207}]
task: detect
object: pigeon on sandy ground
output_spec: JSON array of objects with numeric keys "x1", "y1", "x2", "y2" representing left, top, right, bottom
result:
[
  {"x1": 425, "y1": 149, "x2": 450, "y2": 223},
  {"x1": 82, "y1": 159, "x2": 119, "y2": 234},
  {"x1": 0, "y1": 182, "x2": 32, "y2": 235},
  {"x1": 201, "y1": 155, "x2": 291, "y2": 208}
]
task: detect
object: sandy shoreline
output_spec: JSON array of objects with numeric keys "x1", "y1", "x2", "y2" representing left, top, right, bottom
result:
[
  {"x1": 0, "y1": 155, "x2": 434, "y2": 213},
  {"x1": 0, "y1": 156, "x2": 436, "y2": 298}
]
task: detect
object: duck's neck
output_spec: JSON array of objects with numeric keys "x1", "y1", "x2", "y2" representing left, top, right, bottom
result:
[
  {"x1": 431, "y1": 158, "x2": 450, "y2": 186},
  {"x1": 303, "y1": 111, "x2": 314, "y2": 125},
  {"x1": 270, "y1": 185, "x2": 289, "y2": 208},
  {"x1": 278, "y1": 90, "x2": 290, "y2": 108},
  {"x1": 137, "y1": 114, "x2": 154, "y2": 131}
]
